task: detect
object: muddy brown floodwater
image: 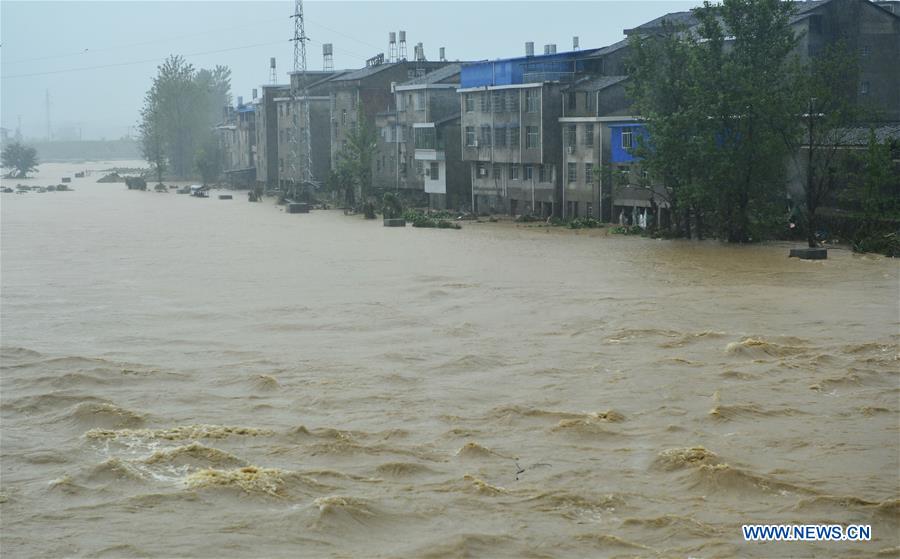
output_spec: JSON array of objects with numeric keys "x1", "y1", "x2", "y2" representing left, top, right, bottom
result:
[{"x1": 1, "y1": 162, "x2": 898, "y2": 558}]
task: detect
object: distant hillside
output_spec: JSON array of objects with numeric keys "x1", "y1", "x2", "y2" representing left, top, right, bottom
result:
[{"x1": 2, "y1": 139, "x2": 142, "y2": 162}]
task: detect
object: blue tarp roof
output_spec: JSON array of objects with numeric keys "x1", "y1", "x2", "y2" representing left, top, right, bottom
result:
[{"x1": 460, "y1": 48, "x2": 603, "y2": 88}]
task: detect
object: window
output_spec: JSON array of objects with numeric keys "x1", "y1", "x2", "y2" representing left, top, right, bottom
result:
[
  {"x1": 526, "y1": 90, "x2": 540, "y2": 112},
  {"x1": 538, "y1": 165, "x2": 546, "y2": 182},
  {"x1": 493, "y1": 164, "x2": 502, "y2": 178},
  {"x1": 414, "y1": 91, "x2": 426, "y2": 111},
  {"x1": 464, "y1": 94, "x2": 475, "y2": 112},
  {"x1": 416, "y1": 160, "x2": 424, "y2": 176},
  {"x1": 429, "y1": 162, "x2": 439, "y2": 179},
  {"x1": 495, "y1": 126, "x2": 507, "y2": 147},
  {"x1": 585, "y1": 163, "x2": 594, "y2": 183},
  {"x1": 586, "y1": 202, "x2": 593, "y2": 217},
  {"x1": 622, "y1": 128, "x2": 633, "y2": 149},
  {"x1": 376, "y1": 158, "x2": 381, "y2": 171},
  {"x1": 860, "y1": 81, "x2": 870, "y2": 95},
  {"x1": 480, "y1": 92, "x2": 491, "y2": 112},
  {"x1": 509, "y1": 165, "x2": 520, "y2": 180},
  {"x1": 861, "y1": 45, "x2": 870, "y2": 57},
  {"x1": 524, "y1": 165, "x2": 534, "y2": 181},
  {"x1": 567, "y1": 125, "x2": 577, "y2": 146},
  {"x1": 567, "y1": 162, "x2": 577, "y2": 183},
  {"x1": 584, "y1": 124, "x2": 594, "y2": 147},
  {"x1": 481, "y1": 125, "x2": 492, "y2": 147},
  {"x1": 342, "y1": 109, "x2": 347, "y2": 125},
  {"x1": 493, "y1": 91, "x2": 505, "y2": 112},
  {"x1": 397, "y1": 93, "x2": 406, "y2": 111},
  {"x1": 465, "y1": 126, "x2": 475, "y2": 146},
  {"x1": 476, "y1": 162, "x2": 487, "y2": 177},
  {"x1": 526, "y1": 126, "x2": 539, "y2": 149},
  {"x1": 585, "y1": 92, "x2": 595, "y2": 113},
  {"x1": 507, "y1": 91, "x2": 519, "y2": 111},
  {"x1": 568, "y1": 92, "x2": 577, "y2": 112},
  {"x1": 509, "y1": 126, "x2": 520, "y2": 147}
]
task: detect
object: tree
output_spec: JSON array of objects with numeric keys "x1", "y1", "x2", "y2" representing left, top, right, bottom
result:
[
  {"x1": 139, "y1": 86, "x2": 167, "y2": 185},
  {"x1": 336, "y1": 106, "x2": 378, "y2": 207},
  {"x1": 1, "y1": 142, "x2": 39, "y2": 178},
  {"x1": 194, "y1": 135, "x2": 223, "y2": 186},
  {"x1": 627, "y1": 0, "x2": 800, "y2": 242},
  {"x1": 138, "y1": 55, "x2": 231, "y2": 179},
  {"x1": 781, "y1": 44, "x2": 862, "y2": 247}
]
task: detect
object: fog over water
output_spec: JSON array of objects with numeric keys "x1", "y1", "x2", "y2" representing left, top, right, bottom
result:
[{"x1": 1, "y1": 163, "x2": 898, "y2": 557}]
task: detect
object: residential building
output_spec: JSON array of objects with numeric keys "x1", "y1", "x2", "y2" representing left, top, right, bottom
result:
[
  {"x1": 216, "y1": 97, "x2": 257, "y2": 188},
  {"x1": 373, "y1": 64, "x2": 470, "y2": 209},
  {"x1": 328, "y1": 59, "x2": 451, "y2": 202},
  {"x1": 458, "y1": 48, "x2": 604, "y2": 216}
]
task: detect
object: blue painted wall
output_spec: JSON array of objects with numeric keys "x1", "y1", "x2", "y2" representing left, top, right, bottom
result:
[
  {"x1": 460, "y1": 50, "x2": 600, "y2": 88},
  {"x1": 610, "y1": 124, "x2": 648, "y2": 163}
]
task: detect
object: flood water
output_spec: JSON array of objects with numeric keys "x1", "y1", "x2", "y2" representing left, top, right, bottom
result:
[{"x1": 1, "y1": 162, "x2": 898, "y2": 558}]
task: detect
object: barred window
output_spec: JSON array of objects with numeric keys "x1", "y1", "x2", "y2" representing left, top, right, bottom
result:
[
  {"x1": 507, "y1": 91, "x2": 519, "y2": 111},
  {"x1": 567, "y1": 162, "x2": 577, "y2": 183},
  {"x1": 567, "y1": 125, "x2": 577, "y2": 146},
  {"x1": 538, "y1": 165, "x2": 546, "y2": 183},
  {"x1": 509, "y1": 126, "x2": 520, "y2": 147},
  {"x1": 526, "y1": 126, "x2": 539, "y2": 149},
  {"x1": 495, "y1": 126, "x2": 507, "y2": 147},
  {"x1": 622, "y1": 128, "x2": 633, "y2": 149},
  {"x1": 584, "y1": 124, "x2": 594, "y2": 147},
  {"x1": 585, "y1": 163, "x2": 594, "y2": 183},
  {"x1": 480, "y1": 92, "x2": 492, "y2": 112},
  {"x1": 465, "y1": 126, "x2": 475, "y2": 146},
  {"x1": 464, "y1": 94, "x2": 475, "y2": 112},
  {"x1": 526, "y1": 90, "x2": 540, "y2": 113},
  {"x1": 493, "y1": 91, "x2": 505, "y2": 112},
  {"x1": 480, "y1": 125, "x2": 492, "y2": 147},
  {"x1": 524, "y1": 165, "x2": 534, "y2": 180},
  {"x1": 509, "y1": 165, "x2": 520, "y2": 180},
  {"x1": 430, "y1": 162, "x2": 439, "y2": 180}
]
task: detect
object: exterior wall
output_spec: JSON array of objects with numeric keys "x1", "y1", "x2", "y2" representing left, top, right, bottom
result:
[
  {"x1": 275, "y1": 97, "x2": 330, "y2": 188},
  {"x1": 329, "y1": 61, "x2": 450, "y2": 177},
  {"x1": 561, "y1": 119, "x2": 602, "y2": 218}
]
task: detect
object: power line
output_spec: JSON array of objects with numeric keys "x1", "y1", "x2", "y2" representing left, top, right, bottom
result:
[
  {"x1": 0, "y1": 40, "x2": 289, "y2": 80},
  {"x1": 3, "y1": 16, "x2": 288, "y2": 65}
]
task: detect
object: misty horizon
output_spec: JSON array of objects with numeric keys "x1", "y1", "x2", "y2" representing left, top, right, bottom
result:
[{"x1": 1, "y1": 0, "x2": 701, "y2": 141}]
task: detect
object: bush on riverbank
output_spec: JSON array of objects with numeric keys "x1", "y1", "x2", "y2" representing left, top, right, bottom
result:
[{"x1": 402, "y1": 209, "x2": 461, "y2": 229}]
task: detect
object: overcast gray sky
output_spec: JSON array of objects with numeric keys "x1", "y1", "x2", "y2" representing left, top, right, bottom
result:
[{"x1": 1, "y1": 1, "x2": 702, "y2": 140}]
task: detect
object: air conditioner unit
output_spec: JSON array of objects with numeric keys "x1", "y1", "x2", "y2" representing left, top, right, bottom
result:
[{"x1": 478, "y1": 168, "x2": 488, "y2": 177}]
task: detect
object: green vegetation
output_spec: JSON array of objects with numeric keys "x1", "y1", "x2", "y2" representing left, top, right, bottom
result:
[
  {"x1": 382, "y1": 192, "x2": 404, "y2": 219},
  {"x1": 138, "y1": 55, "x2": 231, "y2": 180},
  {"x1": 1, "y1": 142, "x2": 39, "y2": 178},
  {"x1": 331, "y1": 106, "x2": 377, "y2": 209},
  {"x1": 626, "y1": 0, "x2": 894, "y2": 252},
  {"x1": 402, "y1": 209, "x2": 461, "y2": 229}
]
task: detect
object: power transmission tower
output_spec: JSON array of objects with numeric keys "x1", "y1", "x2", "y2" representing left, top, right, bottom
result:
[{"x1": 289, "y1": 0, "x2": 313, "y2": 201}]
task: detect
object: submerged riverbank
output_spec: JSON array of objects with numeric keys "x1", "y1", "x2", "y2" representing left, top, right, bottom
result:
[{"x1": 1, "y1": 162, "x2": 898, "y2": 557}]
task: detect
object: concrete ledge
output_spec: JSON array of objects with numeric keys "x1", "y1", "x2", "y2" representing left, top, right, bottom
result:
[
  {"x1": 218, "y1": 195, "x2": 233, "y2": 200},
  {"x1": 789, "y1": 247, "x2": 828, "y2": 260},
  {"x1": 286, "y1": 203, "x2": 310, "y2": 214},
  {"x1": 383, "y1": 218, "x2": 406, "y2": 227}
]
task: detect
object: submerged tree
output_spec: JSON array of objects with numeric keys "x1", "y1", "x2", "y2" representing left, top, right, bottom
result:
[
  {"x1": 1, "y1": 142, "x2": 39, "y2": 178},
  {"x1": 628, "y1": 0, "x2": 800, "y2": 241},
  {"x1": 336, "y1": 106, "x2": 378, "y2": 206},
  {"x1": 194, "y1": 135, "x2": 224, "y2": 186},
  {"x1": 138, "y1": 55, "x2": 231, "y2": 179}
]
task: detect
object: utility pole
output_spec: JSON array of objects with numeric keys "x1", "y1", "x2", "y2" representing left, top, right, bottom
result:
[{"x1": 290, "y1": 0, "x2": 313, "y2": 201}]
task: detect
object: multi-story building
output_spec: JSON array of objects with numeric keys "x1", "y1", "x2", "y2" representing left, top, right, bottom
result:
[
  {"x1": 255, "y1": 83, "x2": 290, "y2": 189},
  {"x1": 625, "y1": 0, "x2": 900, "y2": 121},
  {"x1": 328, "y1": 59, "x2": 451, "y2": 200},
  {"x1": 459, "y1": 48, "x2": 605, "y2": 216},
  {"x1": 217, "y1": 96, "x2": 257, "y2": 188},
  {"x1": 372, "y1": 64, "x2": 470, "y2": 209},
  {"x1": 275, "y1": 71, "x2": 344, "y2": 194}
]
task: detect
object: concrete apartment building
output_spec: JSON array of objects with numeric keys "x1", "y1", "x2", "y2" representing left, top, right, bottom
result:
[
  {"x1": 625, "y1": 0, "x2": 900, "y2": 121},
  {"x1": 217, "y1": 96, "x2": 257, "y2": 188},
  {"x1": 458, "y1": 48, "x2": 607, "y2": 217},
  {"x1": 373, "y1": 64, "x2": 470, "y2": 209},
  {"x1": 254, "y1": 83, "x2": 290, "y2": 189},
  {"x1": 328, "y1": 59, "x2": 450, "y2": 185},
  {"x1": 273, "y1": 71, "x2": 344, "y2": 193}
]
